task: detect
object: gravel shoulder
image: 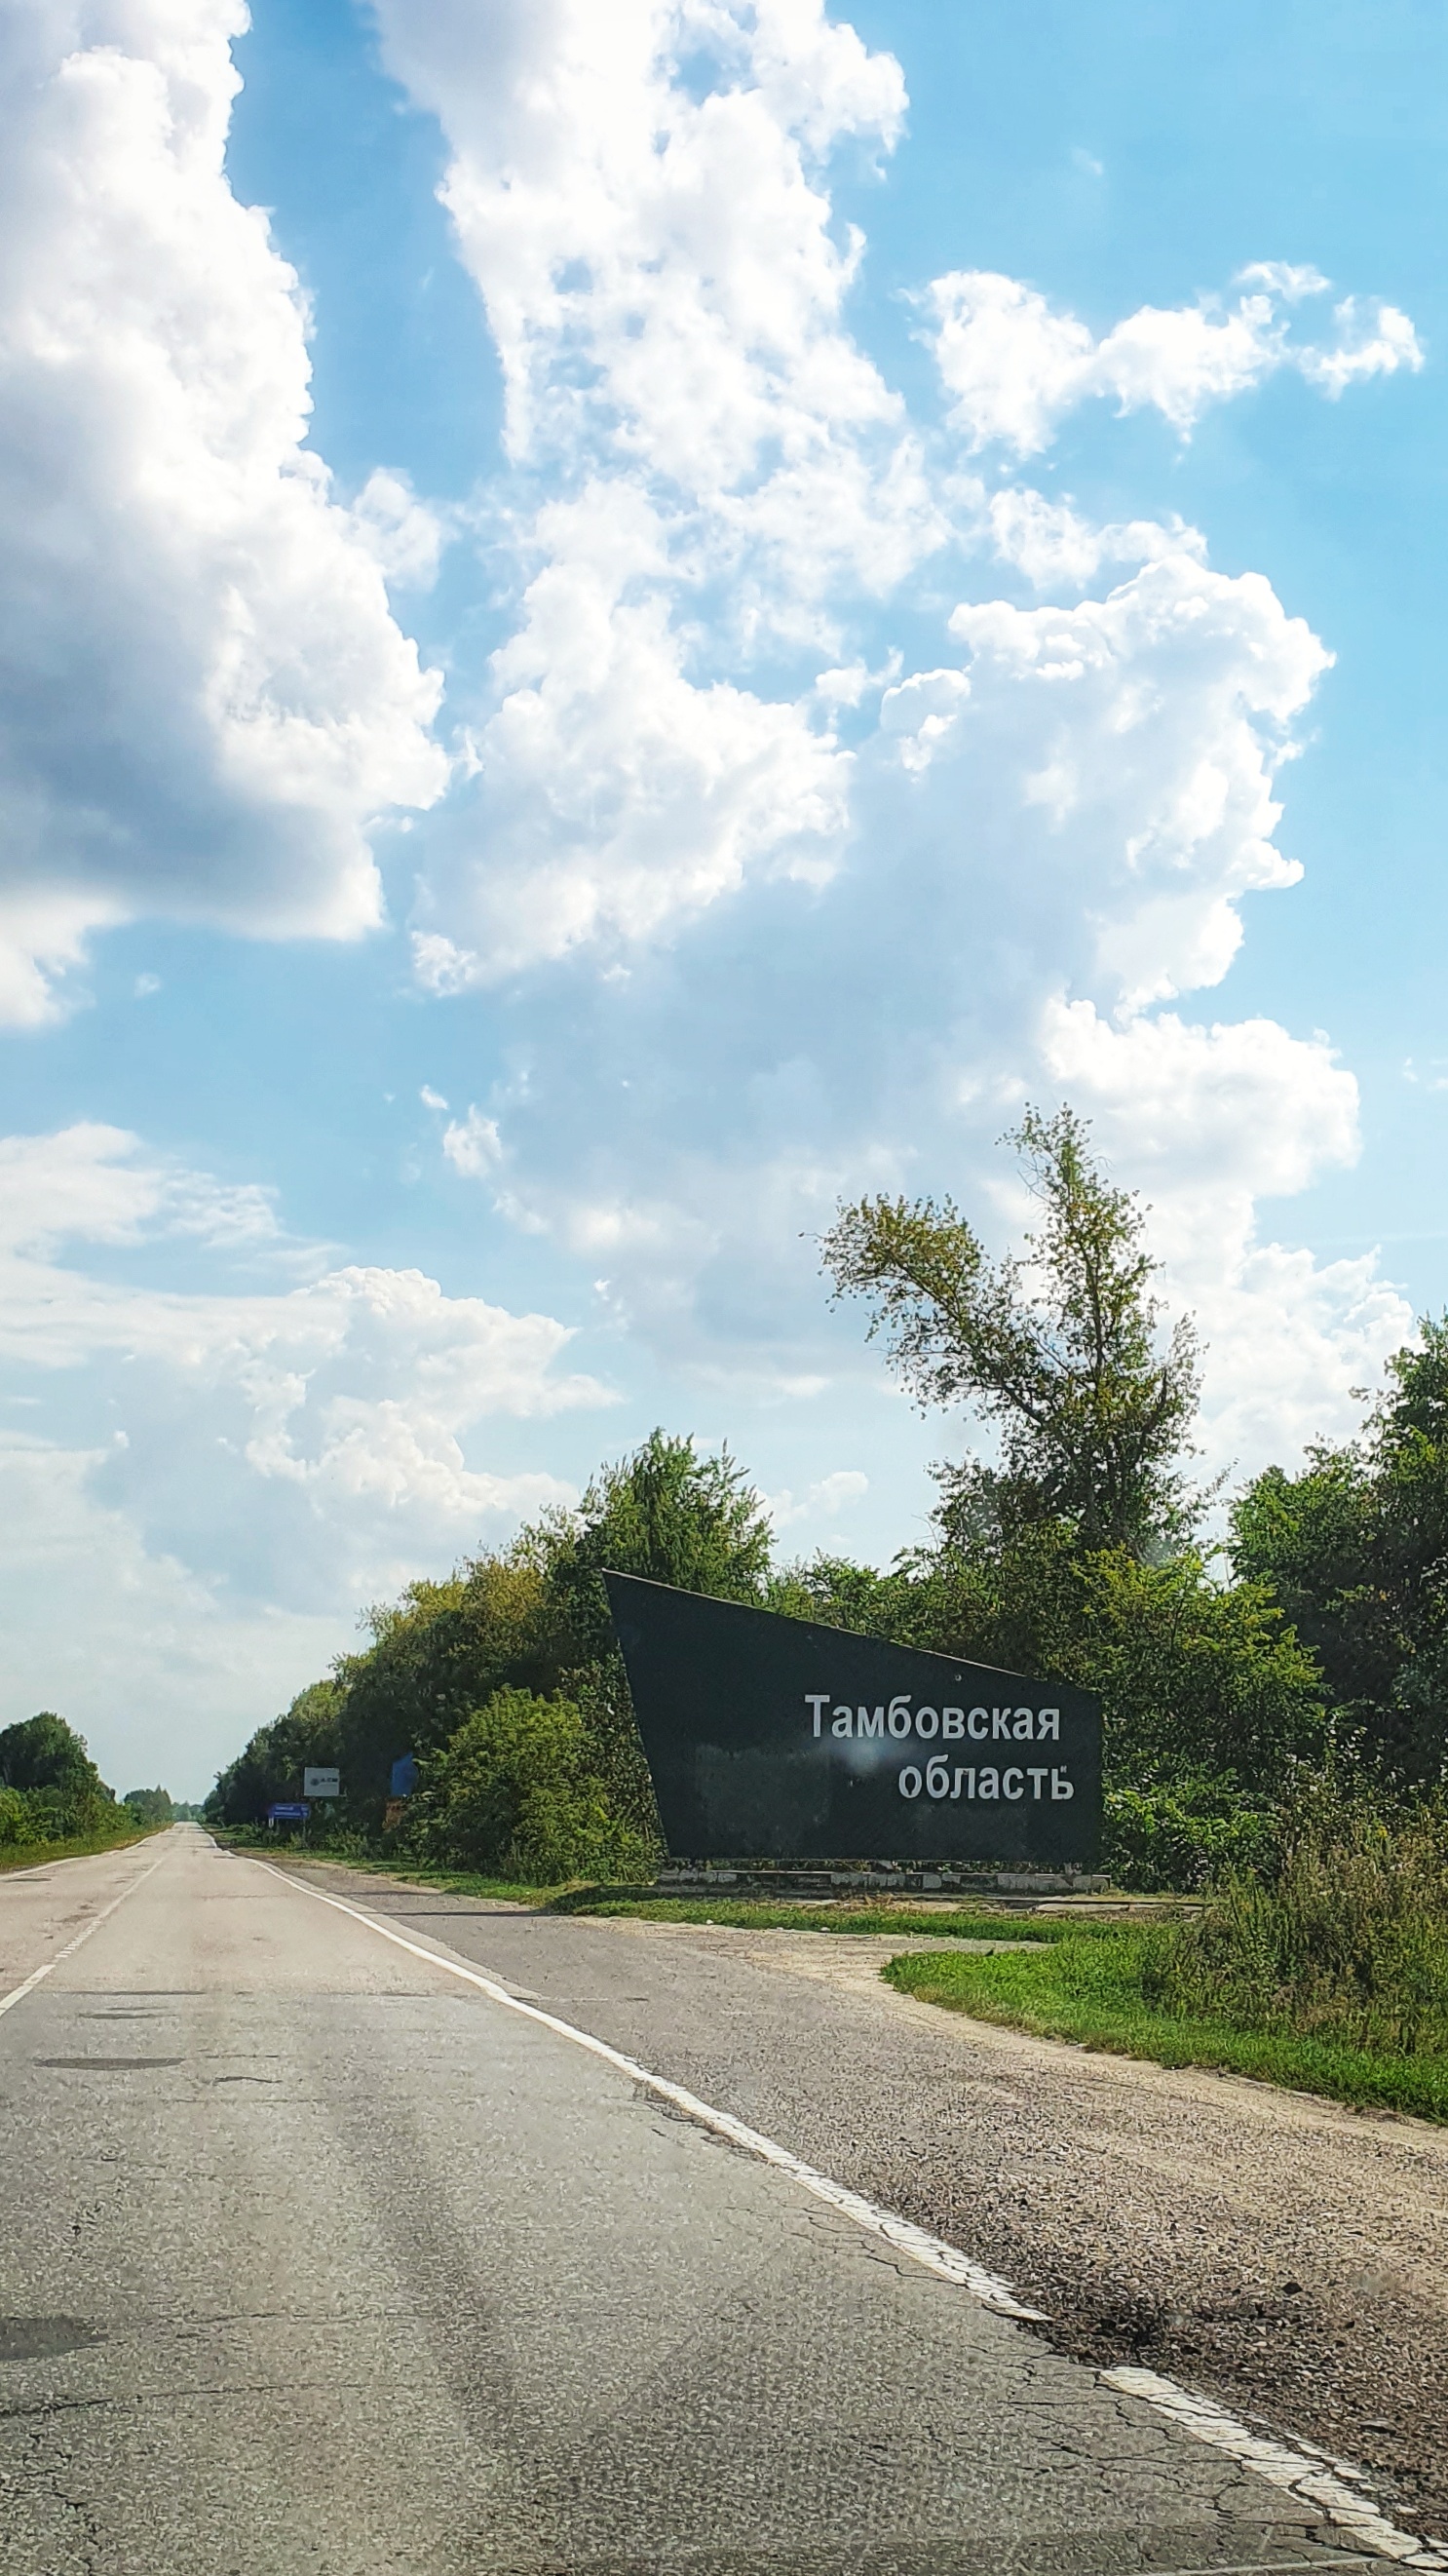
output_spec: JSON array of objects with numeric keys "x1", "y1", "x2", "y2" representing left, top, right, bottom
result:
[{"x1": 277, "y1": 1856, "x2": 1448, "y2": 2552}]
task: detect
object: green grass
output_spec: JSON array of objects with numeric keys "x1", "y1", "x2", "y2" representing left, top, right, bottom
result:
[
  {"x1": 322, "y1": 1859, "x2": 563, "y2": 1903},
  {"x1": 548, "y1": 1890, "x2": 1142, "y2": 1942},
  {"x1": 211, "y1": 1830, "x2": 564, "y2": 1904},
  {"x1": 216, "y1": 1846, "x2": 1147, "y2": 1936},
  {"x1": 0, "y1": 1821, "x2": 166, "y2": 1874},
  {"x1": 884, "y1": 1933, "x2": 1448, "y2": 2123}
]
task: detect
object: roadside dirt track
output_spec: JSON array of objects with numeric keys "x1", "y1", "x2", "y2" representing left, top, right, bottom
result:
[{"x1": 738, "y1": 1924, "x2": 1448, "y2": 2547}]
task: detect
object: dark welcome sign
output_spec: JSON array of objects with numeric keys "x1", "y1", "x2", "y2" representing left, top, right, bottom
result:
[{"x1": 604, "y1": 1572, "x2": 1101, "y2": 1867}]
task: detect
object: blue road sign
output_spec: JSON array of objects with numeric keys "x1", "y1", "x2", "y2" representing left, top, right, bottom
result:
[
  {"x1": 389, "y1": 1754, "x2": 418, "y2": 1799},
  {"x1": 267, "y1": 1802, "x2": 310, "y2": 1823}
]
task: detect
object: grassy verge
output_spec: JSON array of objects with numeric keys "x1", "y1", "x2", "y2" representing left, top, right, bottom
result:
[
  {"x1": 211, "y1": 1848, "x2": 1143, "y2": 1937},
  {"x1": 884, "y1": 1934, "x2": 1448, "y2": 2122},
  {"x1": 322, "y1": 1859, "x2": 563, "y2": 1903},
  {"x1": 547, "y1": 1890, "x2": 1143, "y2": 1942},
  {"x1": 0, "y1": 1821, "x2": 166, "y2": 1874},
  {"x1": 210, "y1": 1830, "x2": 562, "y2": 1905}
]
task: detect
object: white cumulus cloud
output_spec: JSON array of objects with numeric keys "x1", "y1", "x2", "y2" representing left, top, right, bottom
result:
[
  {"x1": 0, "y1": 1124, "x2": 614, "y2": 1774},
  {"x1": 884, "y1": 549, "x2": 1329, "y2": 1010},
  {"x1": 374, "y1": 0, "x2": 936, "y2": 983},
  {"x1": 411, "y1": 482, "x2": 853, "y2": 983},
  {"x1": 375, "y1": 0, "x2": 908, "y2": 504},
  {"x1": 442, "y1": 1106, "x2": 505, "y2": 1176},
  {"x1": 0, "y1": 0, "x2": 447, "y2": 1019},
  {"x1": 346, "y1": 467, "x2": 448, "y2": 591},
  {"x1": 770, "y1": 1468, "x2": 869, "y2": 1530},
  {"x1": 928, "y1": 265, "x2": 1423, "y2": 453},
  {"x1": 987, "y1": 487, "x2": 1207, "y2": 591}
]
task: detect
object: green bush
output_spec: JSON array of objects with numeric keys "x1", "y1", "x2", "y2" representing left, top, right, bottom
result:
[
  {"x1": 123, "y1": 1787, "x2": 173, "y2": 1824},
  {"x1": 405, "y1": 1687, "x2": 646, "y2": 1883},
  {"x1": 1104, "y1": 1778, "x2": 1277, "y2": 1892},
  {"x1": 0, "y1": 1787, "x2": 35, "y2": 1848},
  {"x1": 0, "y1": 1711, "x2": 115, "y2": 1835},
  {"x1": 1146, "y1": 1801, "x2": 1448, "y2": 2057}
]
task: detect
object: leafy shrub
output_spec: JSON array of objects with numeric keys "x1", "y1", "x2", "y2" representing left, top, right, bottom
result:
[
  {"x1": 1104, "y1": 1778, "x2": 1277, "y2": 1892},
  {"x1": 405, "y1": 1687, "x2": 647, "y2": 1884},
  {"x1": 0, "y1": 1787, "x2": 35, "y2": 1847},
  {"x1": 0, "y1": 1711, "x2": 114, "y2": 1832},
  {"x1": 1146, "y1": 1799, "x2": 1448, "y2": 2057},
  {"x1": 123, "y1": 1787, "x2": 173, "y2": 1824}
]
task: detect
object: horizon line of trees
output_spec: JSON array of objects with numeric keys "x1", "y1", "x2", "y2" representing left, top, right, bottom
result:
[
  {"x1": 207, "y1": 1108, "x2": 1448, "y2": 1892},
  {"x1": 0, "y1": 1714, "x2": 183, "y2": 1850}
]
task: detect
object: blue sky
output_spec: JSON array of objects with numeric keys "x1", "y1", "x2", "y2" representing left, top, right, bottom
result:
[{"x1": 1, "y1": 0, "x2": 1442, "y2": 1796}]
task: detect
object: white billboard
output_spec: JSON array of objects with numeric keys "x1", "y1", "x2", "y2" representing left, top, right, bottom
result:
[{"x1": 302, "y1": 1767, "x2": 340, "y2": 1800}]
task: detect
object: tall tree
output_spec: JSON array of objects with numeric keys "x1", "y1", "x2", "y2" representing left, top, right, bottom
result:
[
  {"x1": 547, "y1": 1428, "x2": 773, "y2": 1661},
  {"x1": 0, "y1": 1711, "x2": 108, "y2": 1800},
  {"x1": 1232, "y1": 1316, "x2": 1448, "y2": 1782},
  {"x1": 0, "y1": 1711, "x2": 114, "y2": 1833},
  {"x1": 820, "y1": 1105, "x2": 1200, "y2": 1555},
  {"x1": 123, "y1": 1787, "x2": 173, "y2": 1824}
]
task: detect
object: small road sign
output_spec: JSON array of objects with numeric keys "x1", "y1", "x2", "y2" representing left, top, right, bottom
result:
[
  {"x1": 267, "y1": 1802, "x2": 310, "y2": 1824},
  {"x1": 303, "y1": 1768, "x2": 340, "y2": 1799}
]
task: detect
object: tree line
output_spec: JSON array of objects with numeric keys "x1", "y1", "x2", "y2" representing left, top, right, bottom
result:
[
  {"x1": 0, "y1": 1712, "x2": 176, "y2": 1850},
  {"x1": 206, "y1": 1109, "x2": 1448, "y2": 1889}
]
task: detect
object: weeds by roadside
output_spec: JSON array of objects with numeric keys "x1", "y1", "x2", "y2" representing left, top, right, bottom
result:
[
  {"x1": 549, "y1": 1891, "x2": 1141, "y2": 1942},
  {"x1": 888, "y1": 1799, "x2": 1448, "y2": 2121},
  {"x1": 0, "y1": 1820, "x2": 166, "y2": 1874},
  {"x1": 1146, "y1": 1800, "x2": 1448, "y2": 2057},
  {"x1": 211, "y1": 1826, "x2": 563, "y2": 1904}
]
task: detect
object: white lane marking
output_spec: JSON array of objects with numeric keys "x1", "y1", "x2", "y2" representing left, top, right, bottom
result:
[
  {"x1": 0, "y1": 1840, "x2": 174, "y2": 2021},
  {"x1": 244, "y1": 1856, "x2": 1044, "y2": 2319},
  {"x1": 251, "y1": 1857, "x2": 1448, "y2": 2571},
  {"x1": 1157, "y1": 2563, "x2": 1381, "y2": 2575},
  {"x1": 1161, "y1": 2563, "x2": 1391, "y2": 2575},
  {"x1": 1104, "y1": 2371, "x2": 1448, "y2": 2570}
]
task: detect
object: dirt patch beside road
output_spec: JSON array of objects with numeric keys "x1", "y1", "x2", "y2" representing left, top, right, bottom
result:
[{"x1": 678, "y1": 1919, "x2": 1448, "y2": 2551}]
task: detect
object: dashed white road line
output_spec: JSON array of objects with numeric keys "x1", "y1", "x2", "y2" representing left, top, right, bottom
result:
[
  {"x1": 251, "y1": 1854, "x2": 1448, "y2": 2571},
  {"x1": 0, "y1": 1838, "x2": 173, "y2": 2021}
]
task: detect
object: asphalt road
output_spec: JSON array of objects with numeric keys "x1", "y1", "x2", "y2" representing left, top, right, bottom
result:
[
  {"x1": 0, "y1": 1829, "x2": 1428, "y2": 2575},
  {"x1": 266, "y1": 1865, "x2": 1448, "y2": 2551}
]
